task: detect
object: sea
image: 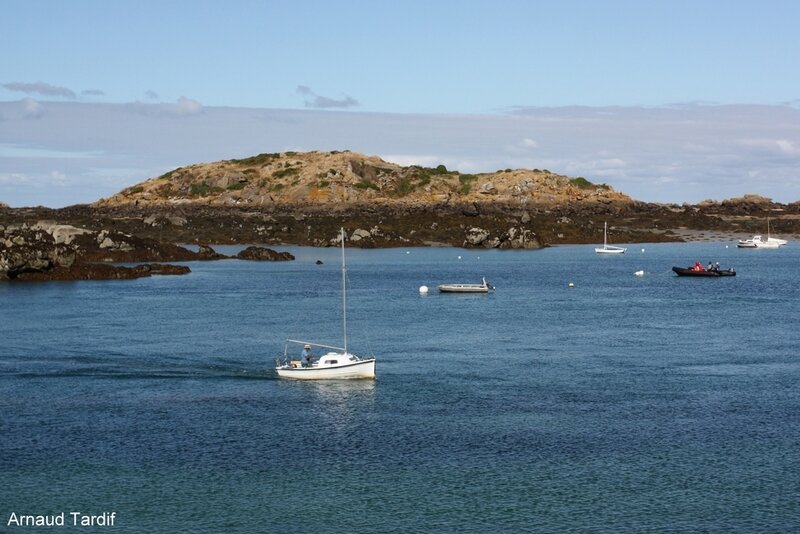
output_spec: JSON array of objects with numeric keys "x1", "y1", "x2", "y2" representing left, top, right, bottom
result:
[{"x1": 1, "y1": 241, "x2": 799, "y2": 533}]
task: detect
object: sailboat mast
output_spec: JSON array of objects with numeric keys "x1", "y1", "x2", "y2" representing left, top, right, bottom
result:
[
  {"x1": 341, "y1": 227, "x2": 347, "y2": 354},
  {"x1": 604, "y1": 222, "x2": 608, "y2": 247}
]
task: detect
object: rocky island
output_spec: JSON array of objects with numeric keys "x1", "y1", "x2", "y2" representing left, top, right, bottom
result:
[{"x1": 2, "y1": 150, "x2": 798, "y2": 280}]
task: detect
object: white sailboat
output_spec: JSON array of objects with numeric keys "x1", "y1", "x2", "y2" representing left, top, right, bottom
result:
[
  {"x1": 275, "y1": 228, "x2": 376, "y2": 380},
  {"x1": 595, "y1": 222, "x2": 626, "y2": 254}
]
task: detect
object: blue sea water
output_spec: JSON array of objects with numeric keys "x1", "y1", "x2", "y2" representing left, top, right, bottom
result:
[{"x1": 2, "y1": 242, "x2": 799, "y2": 532}]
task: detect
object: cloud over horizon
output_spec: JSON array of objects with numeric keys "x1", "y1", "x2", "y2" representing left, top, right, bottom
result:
[{"x1": 0, "y1": 100, "x2": 798, "y2": 208}]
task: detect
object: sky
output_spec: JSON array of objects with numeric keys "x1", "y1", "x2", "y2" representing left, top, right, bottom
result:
[{"x1": 1, "y1": 0, "x2": 799, "y2": 207}]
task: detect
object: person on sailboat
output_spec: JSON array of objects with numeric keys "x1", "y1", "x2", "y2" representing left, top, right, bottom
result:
[{"x1": 301, "y1": 344, "x2": 314, "y2": 366}]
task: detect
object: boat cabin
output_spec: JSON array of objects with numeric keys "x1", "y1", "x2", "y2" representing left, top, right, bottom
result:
[
  {"x1": 318, "y1": 352, "x2": 356, "y2": 366},
  {"x1": 289, "y1": 352, "x2": 360, "y2": 368}
]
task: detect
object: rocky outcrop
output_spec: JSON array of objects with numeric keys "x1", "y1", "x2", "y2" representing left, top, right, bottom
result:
[
  {"x1": 1, "y1": 226, "x2": 77, "y2": 279},
  {"x1": 13, "y1": 262, "x2": 191, "y2": 281},
  {"x1": 236, "y1": 246, "x2": 294, "y2": 261},
  {"x1": 197, "y1": 244, "x2": 227, "y2": 260},
  {"x1": 0, "y1": 222, "x2": 193, "y2": 281},
  {"x1": 1, "y1": 221, "x2": 299, "y2": 280},
  {"x1": 463, "y1": 226, "x2": 538, "y2": 248}
]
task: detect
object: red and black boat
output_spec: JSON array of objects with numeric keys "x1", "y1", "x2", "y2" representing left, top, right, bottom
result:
[{"x1": 672, "y1": 264, "x2": 736, "y2": 277}]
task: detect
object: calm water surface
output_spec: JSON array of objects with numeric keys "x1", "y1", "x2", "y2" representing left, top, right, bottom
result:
[{"x1": 2, "y1": 242, "x2": 799, "y2": 532}]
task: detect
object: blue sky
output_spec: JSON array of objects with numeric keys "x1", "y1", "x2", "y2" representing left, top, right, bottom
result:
[{"x1": 2, "y1": 0, "x2": 800, "y2": 206}]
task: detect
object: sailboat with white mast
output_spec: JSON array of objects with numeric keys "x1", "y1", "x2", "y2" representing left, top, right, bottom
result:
[
  {"x1": 275, "y1": 228, "x2": 376, "y2": 380},
  {"x1": 594, "y1": 221, "x2": 626, "y2": 254}
]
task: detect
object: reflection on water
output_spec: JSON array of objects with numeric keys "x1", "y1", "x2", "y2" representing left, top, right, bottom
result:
[{"x1": 301, "y1": 379, "x2": 377, "y2": 431}]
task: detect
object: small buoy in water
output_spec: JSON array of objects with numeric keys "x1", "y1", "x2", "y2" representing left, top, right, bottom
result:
[
  {"x1": 406, "y1": 251, "x2": 411, "y2": 254},
  {"x1": 458, "y1": 255, "x2": 462, "y2": 260},
  {"x1": 641, "y1": 248, "x2": 645, "y2": 253},
  {"x1": 419, "y1": 285, "x2": 429, "y2": 294},
  {"x1": 634, "y1": 270, "x2": 645, "y2": 276},
  {"x1": 568, "y1": 282, "x2": 575, "y2": 288},
  {"x1": 725, "y1": 245, "x2": 729, "y2": 249}
]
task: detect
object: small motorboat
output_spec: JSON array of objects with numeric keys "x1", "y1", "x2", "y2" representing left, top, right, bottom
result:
[
  {"x1": 672, "y1": 265, "x2": 736, "y2": 277},
  {"x1": 437, "y1": 277, "x2": 495, "y2": 293}
]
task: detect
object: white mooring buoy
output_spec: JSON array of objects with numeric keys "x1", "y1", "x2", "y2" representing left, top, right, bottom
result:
[{"x1": 419, "y1": 285, "x2": 429, "y2": 294}]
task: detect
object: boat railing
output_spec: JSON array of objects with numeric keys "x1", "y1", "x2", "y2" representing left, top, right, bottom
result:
[{"x1": 285, "y1": 339, "x2": 345, "y2": 352}]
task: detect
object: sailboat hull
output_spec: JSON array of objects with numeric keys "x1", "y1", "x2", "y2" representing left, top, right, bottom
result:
[
  {"x1": 276, "y1": 358, "x2": 376, "y2": 380},
  {"x1": 594, "y1": 246, "x2": 626, "y2": 254}
]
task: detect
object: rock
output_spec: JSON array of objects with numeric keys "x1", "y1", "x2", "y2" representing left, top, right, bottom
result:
[
  {"x1": 349, "y1": 228, "x2": 371, "y2": 242},
  {"x1": 32, "y1": 221, "x2": 92, "y2": 245},
  {"x1": 479, "y1": 182, "x2": 498, "y2": 195},
  {"x1": 235, "y1": 246, "x2": 294, "y2": 261},
  {"x1": 464, "y1": 227, "x2": 489, "y2": 246},
  {"x1": 197, "y1": 244, "x2": 227, "y2": 259},
  {"x1": 461, "y1": 203, "x2": 480, "y2": 217},
  {"x1": 133, "y1": 263, "x2": 192, "y2": 276}
]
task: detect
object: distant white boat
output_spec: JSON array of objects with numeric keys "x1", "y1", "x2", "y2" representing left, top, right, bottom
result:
[
  {"x1": 275, "y1": 228, "x2": 376, "y2": 380},
  {"x1": 595, "y1": 222, "x2": 626, "y2": 254},
  {"x1": 438, "y1": 277, "x2": 495, "y2": 293},
  {"x1": 737, "y1": 218, "x2": 788, "y2": 248},
  {"x1": 737, "y1": 235, "x2": 782, "y2": 249}
]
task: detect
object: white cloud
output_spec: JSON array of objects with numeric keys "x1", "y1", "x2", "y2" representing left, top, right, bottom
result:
[
  {"x1": 175, "y1": 96, "x2": 203, "y2": 116},
  {"x1": 775, "y1": 139, "x2": 798, "y2": 154},
  {"x1": 738, "y1": 138, "x2": 799, "y2": 155},
  {"x1": 22, "y1": 97, "x2": 43, "y2": 118},
  {"x1": 0, "y1": 173, "x2": 30, "y2": 184},
  {"x1": 49, "y1": 170, "x2": 68, "y2": 185},
  {"x1": 504, "y1": 138, "x2": 539, "y2": 156}
]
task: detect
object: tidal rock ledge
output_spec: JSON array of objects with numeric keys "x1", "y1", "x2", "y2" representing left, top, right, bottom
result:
[
  {"x1": 1, "y1": 221, "x2": 295, "y2": 281},
  {"x1": 0, "y1": 221, "x2": 195, "y2": 281}
]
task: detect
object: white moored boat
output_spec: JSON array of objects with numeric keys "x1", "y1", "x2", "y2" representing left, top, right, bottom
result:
[
  {"x1": 738, "y1": 218, "x2": 788, "y2": 249},
  {"x1": 437, "y1": 277, "x2": 494, "y2": 293},
  {"x1": 737, "y1": 235, "x2": 782, "y2": 249},
  {"x1": 275, "y1": 228, "x2": 376, "y2": 380},
  {"x1": 595, "y1": 221, "x2": 626, "y2": 254}
]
